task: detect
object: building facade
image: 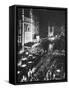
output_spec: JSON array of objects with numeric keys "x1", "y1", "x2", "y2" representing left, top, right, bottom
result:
[{"x1": 17, "y1": 8, "x2": 39, "y2": 51}]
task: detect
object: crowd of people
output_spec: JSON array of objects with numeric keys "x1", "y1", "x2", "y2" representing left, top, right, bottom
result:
[{"x1": 16, "y1": 30, "x2": 65, "y2": 83}]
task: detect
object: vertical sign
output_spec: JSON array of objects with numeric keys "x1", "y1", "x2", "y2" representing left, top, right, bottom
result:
[{"x1": 22, "y1": 9, "x2": 24, "y2": 52}]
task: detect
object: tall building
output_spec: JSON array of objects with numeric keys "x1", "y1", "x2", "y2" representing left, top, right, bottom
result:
[
  {"x1": 48, "y1": 25, "x2": 55, "y2": 52},
  {"x1": 23, "y1": 10, "x2": 39, "y2": 43},
  {"x1": 17, "y1": 8, "x2": 39, "y2": 52},
  {"x1": 48, "y1": 26, "x2": 54, "y2": 37}
]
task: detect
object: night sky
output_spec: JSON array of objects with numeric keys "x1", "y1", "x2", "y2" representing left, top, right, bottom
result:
[
  {"x1": 24, "y1": 8, "x2": 65, "y2": 38},
  {"x1": 33, "y1": 8, "x2": 65, "y2": 38}
]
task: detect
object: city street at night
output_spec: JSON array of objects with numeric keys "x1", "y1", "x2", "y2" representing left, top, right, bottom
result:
[{"x1": 16, "y1": 8, "x2": 66, "y2": 83}]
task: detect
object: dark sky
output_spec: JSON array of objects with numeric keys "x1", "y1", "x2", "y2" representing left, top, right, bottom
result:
[
  {"x1": 33, "y1": 8, "x2": 65, "y2": 38},
  {"x1": 24, "y1": 8, "x2": 65, "y2": 38}
]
